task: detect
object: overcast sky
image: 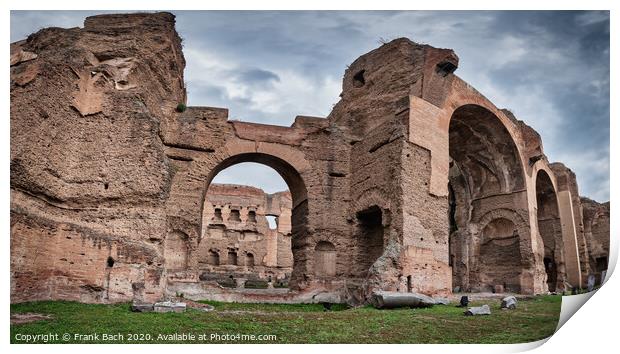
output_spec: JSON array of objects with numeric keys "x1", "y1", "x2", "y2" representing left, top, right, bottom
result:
[{"x1": 10, "y1": 11, "x2": 610, "y2": 201}]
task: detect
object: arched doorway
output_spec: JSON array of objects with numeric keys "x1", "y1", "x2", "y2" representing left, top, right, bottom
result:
[
  {"x1": 197, "y1": 153, "x2": 308, "y2": 290},
  {"x1": 535, "y1": 169, "x2": 564, "y2": 292},
  {"x1": 448, "y1": 104, "x2": 528, "y2": 293}
]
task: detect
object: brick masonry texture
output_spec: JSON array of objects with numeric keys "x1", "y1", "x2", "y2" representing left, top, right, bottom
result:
[{"x1": 10, "y1": 12, "x2": 609, "y2": 304}]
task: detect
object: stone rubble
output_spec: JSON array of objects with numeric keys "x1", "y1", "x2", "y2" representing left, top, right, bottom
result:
[{"x1": 464, "y1": 304, "x2": 491, "y2": 316}]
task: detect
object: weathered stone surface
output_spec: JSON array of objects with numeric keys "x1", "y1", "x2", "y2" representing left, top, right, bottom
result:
[
  {"x1": 434, "y1": 297, "x2": 450, "y2": 305},
  {"x1": 154, "y1": 301, "x2": 186, "y2": 313},
  {"x1": 10, "y1": 12, "x2": 184, "y2": 304},
  {"x1": 10, "y1": 41, "x2": 38, "y2": 66},
  {"x1": 501, "y1": 296, "x2": 517, "y2": 310},
  {"x1": 131, "y1": 302, "x2": 154, "y2": 312},
  {"x1": 312, "y1": 292, "x2": 342, "y2": 304},
  {"x1": 192, "y1": 184, "x2": 292, "y2": 287},
  {"x1": 464, "y1": 304, "x2": 491, "y2": 316},
  {"x1": 581, "y1": 197, "x2": 610, "y2": 286},
  {"x1": 371, "y1": 291, "x2": 436, "y2": 309},
  {"x1": 10, "y1": 12, "x2": 609, "y2": 306}
]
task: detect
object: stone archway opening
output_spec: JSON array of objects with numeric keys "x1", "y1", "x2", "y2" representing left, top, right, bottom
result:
[
  {"x1": 535, "y1": 169, "x2": 563, "y2": 292},
  {"x1": 448, "y1": 104, "x2": 527, "y2": 293},
  {"x1": 197, "y1": 154, "x2": 308, "y2": 291}
]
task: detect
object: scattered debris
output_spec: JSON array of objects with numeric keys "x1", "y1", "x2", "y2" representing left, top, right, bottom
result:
[
  {"x1": 181, "y1": 298, "x2": 215, "y2": 312},
  {"x1": 433, "y1": 297, "x2": 450, "y2": 305},
  {"x1": 464, "y1": 304, "x2": 491, "y2": 316},
  {"x1": 501, "y1": 296, "x2": 517, "y2": 310},
  {"x1": 371, "y1": 291, "x2": 436, "y2": 309},
  {"x1": 457, "y1": 296, "x2": 469, "y2": 307},
  {"x1": 131, "y1": 301, "x2": 154, "y2": 312},
  {"x1": 154, "y1": 301, "x2": 186, "y2": 313},
  {"x1": 11, "y1": 313, "x2": 52, "y2": 325}
]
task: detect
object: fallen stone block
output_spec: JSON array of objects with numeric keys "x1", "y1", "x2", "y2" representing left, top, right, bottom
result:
[
  {"x1": 200, "y1": 305, "x2": 215, "y2": 312},
  {"x1": 131, "y1": 302, "x2": 154, "y2": 312},
  {"x1": 371, "y1": 291, "x2": 435, "y2": 309},
  {"x1": 313, "y1": 292, "x2": 341, "y2": 304},
  {"x1": 154, "y1": 301, "x2": 186, "y2": 313},
  {"x1": 501, "y1": 296, "x2": 517, "y2": 310},
  {"x1": 464, "y1": 304, "x2": 491, "y2": 316},
  {"x1": 434, "y1": 297, "x2": 450, "y2": 305}
]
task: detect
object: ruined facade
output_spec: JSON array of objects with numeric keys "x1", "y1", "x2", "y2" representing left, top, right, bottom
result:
[
  {"x1": 10, "y1": 12, "x2": 610, "y2": 304},
  {"x1": 195, "y1": 184, "x2": 293, "y2": 288}
]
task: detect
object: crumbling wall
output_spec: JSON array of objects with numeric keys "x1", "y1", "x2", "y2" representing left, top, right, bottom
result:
[
  {"x1": 195, "y1": 184, "x2": 293, "y2": 286},
  {"x1": 581, "y1": 197, "x2": 610, "y2": 284},
  {"x1": 10, "y1": 12, "x2": 185, "y2": 303},
  {"x1": 11, "y1": 12, "x2": 609, "y2": 304}
]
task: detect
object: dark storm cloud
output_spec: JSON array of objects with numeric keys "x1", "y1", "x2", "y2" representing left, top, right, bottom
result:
[
  {"x1": 236, "y1": 68, "x2": 280, "y2": 87},
  {"x1": 10, "y1": 11, "x2": 609, "y2": 201}
]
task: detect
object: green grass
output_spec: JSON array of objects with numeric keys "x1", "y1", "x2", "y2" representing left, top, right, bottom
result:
[{"x1": 10, "y1": 296, "x2": 561, "y2": 344}]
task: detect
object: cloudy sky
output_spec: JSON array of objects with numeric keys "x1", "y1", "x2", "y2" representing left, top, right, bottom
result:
[{"x1": 10, "y1": 11, "x2": 610, "y2": 201}]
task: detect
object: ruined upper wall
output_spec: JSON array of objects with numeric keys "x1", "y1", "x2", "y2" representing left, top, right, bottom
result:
[
  {"x1": 11, "y1": 12, "x2": 186, "y2": 206},
  {"x1": 199, "y1": 184, "x2": 293, "y2": 273},
  {"x1": 10, "y1": 12, "x2": 187, "y2": 303},
  {"x1": 328, "y1": 38, "x2": 458, "y2": 138},
  {"x1": 203, "y1": 184, "x2": 292, "y2": 236},
  {"x1": 581, "y1": 197, "x2": 610, "y2": 263}
]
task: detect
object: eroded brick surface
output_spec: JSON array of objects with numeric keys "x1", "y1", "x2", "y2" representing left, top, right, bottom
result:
[{"x1": 10, "y1": 12, "x2": 609, "y2": 304}]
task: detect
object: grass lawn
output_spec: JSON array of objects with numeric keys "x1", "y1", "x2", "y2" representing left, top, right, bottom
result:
[{"x1": 10, "y1": 295, "x2": 561, "y2": 344}]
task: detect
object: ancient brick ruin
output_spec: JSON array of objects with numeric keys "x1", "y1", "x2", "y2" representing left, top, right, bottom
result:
[
  {"x1": 10, "y1": 12, "x2": 610, "y2": 305},
  {"x1": 196, "y1": 184, "x2": 293, "y2": 288}
]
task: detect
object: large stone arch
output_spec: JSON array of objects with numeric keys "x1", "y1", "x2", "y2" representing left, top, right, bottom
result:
[
  {"x1": 448, "y1": 104, "x2": 526, "y2": 196},
  {"x1": 446, "y1": 104, "x2": 535, "y2": 293},
  {"x1": 208, "y1": 139, "x2": 313, "y2": 208},
  {"x1": 197, "y1": 148, "x2": 312, "y2": 290}
]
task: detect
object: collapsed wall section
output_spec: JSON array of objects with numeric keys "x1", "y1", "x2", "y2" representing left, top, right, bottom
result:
[
  {"x1": 10, "y1": 12, "x2": 186, "y2": 303},
  {"x1": 195, "y1": 184, "x2": 293, "y2": 288}
]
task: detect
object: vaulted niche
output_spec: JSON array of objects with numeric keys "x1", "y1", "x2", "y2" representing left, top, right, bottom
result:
[
  {"x1": 448, "y1": 104, "x2": 526, "y2": 292},
  {"x1": 479, "y1": 218, "x2": 522, "y2": 292}
]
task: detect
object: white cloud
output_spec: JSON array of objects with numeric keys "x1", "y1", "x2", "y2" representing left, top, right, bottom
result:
[{"x1": 184, "y1": 46, "x2": 340, "y2": 124}]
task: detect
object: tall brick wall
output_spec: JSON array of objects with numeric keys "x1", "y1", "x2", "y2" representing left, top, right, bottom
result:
[{"x1": 10, "y1": 12, "x2": 609, "y2": 304}]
